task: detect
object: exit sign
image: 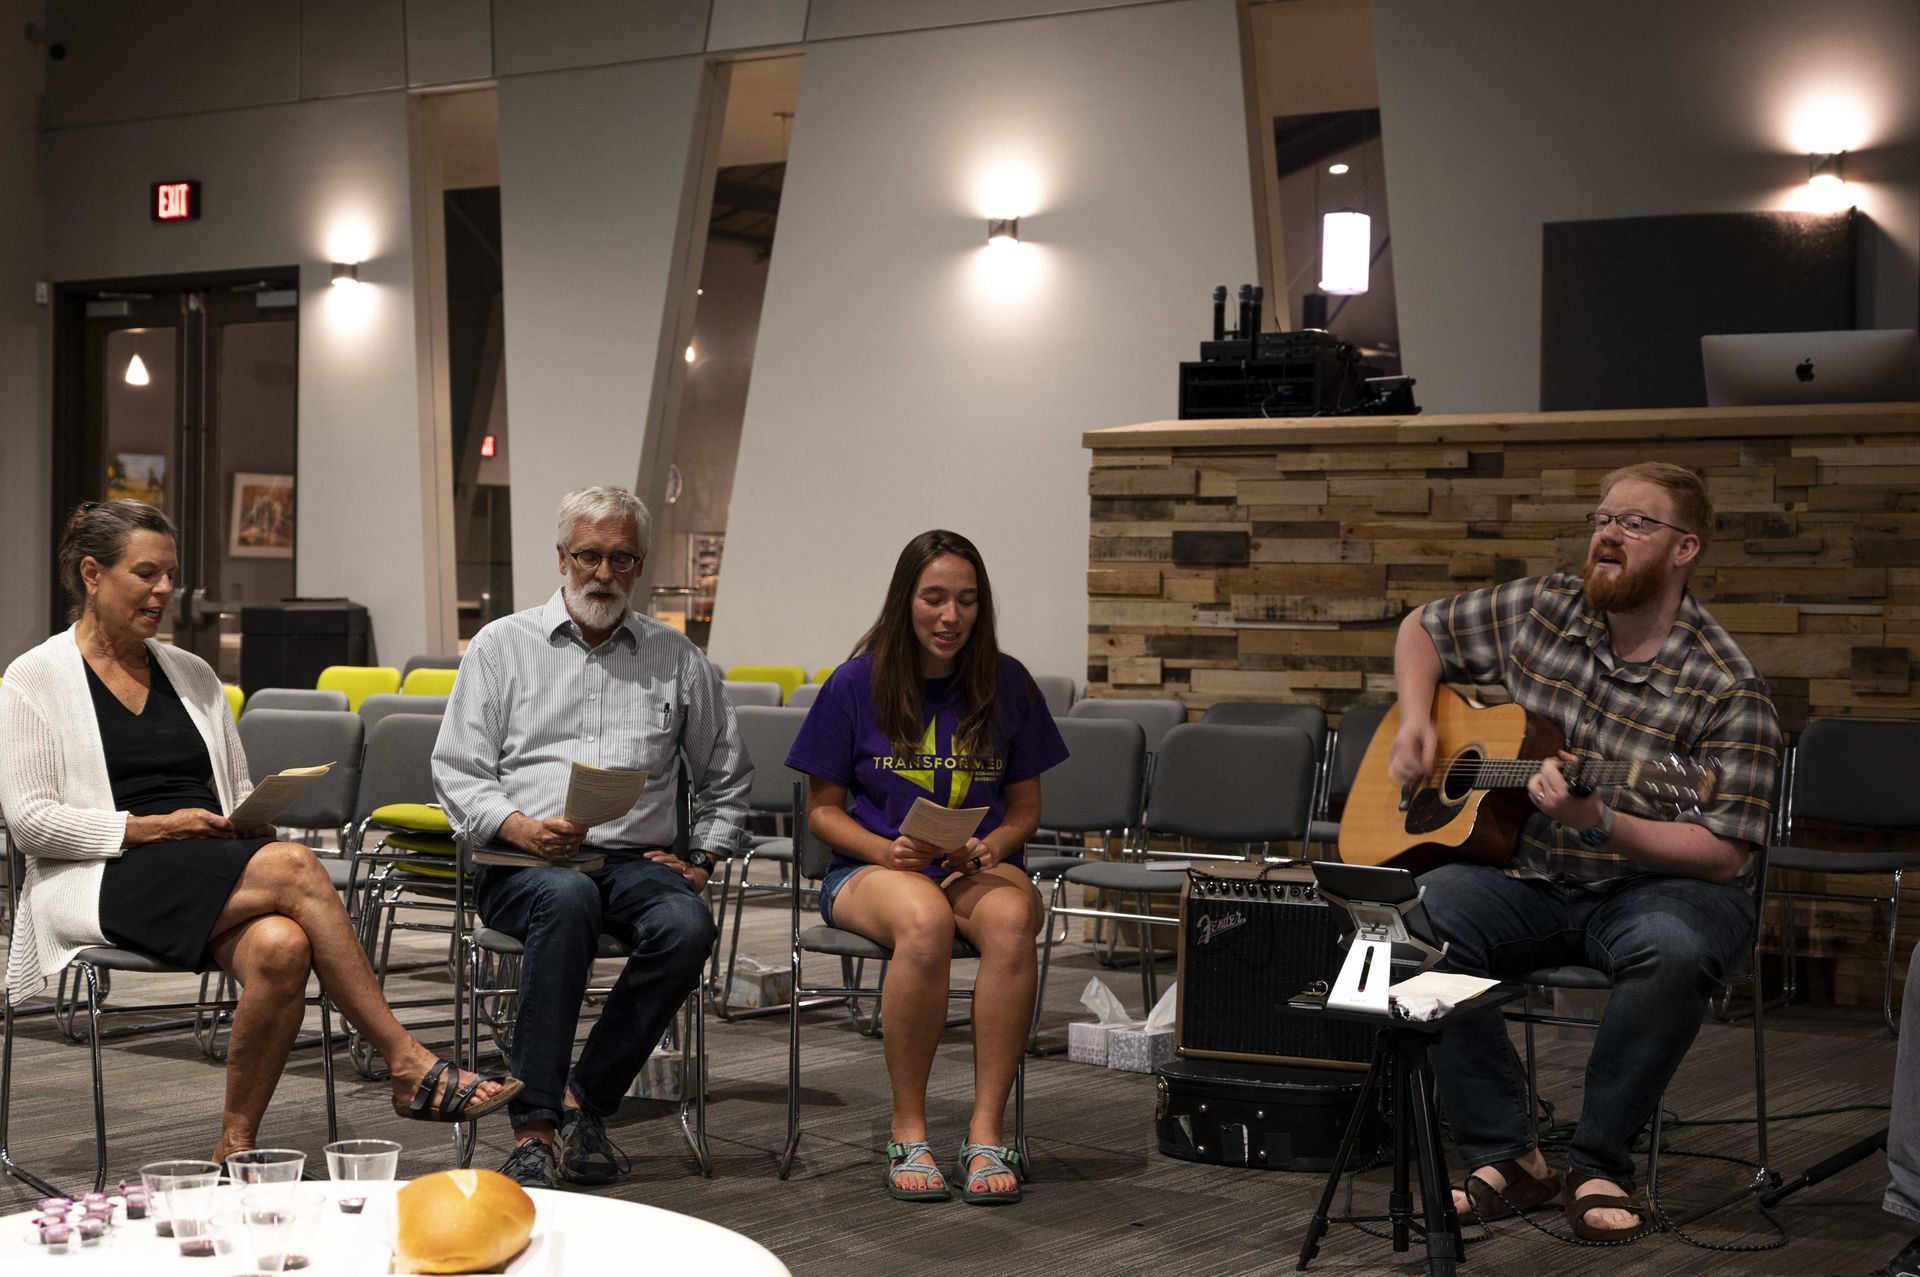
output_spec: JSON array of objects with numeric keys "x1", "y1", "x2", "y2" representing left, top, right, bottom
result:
[{"x1": 151, "y1": 181, "x2": 200, "y2": 222}]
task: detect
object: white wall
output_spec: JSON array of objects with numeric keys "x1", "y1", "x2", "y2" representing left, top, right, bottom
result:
[
  {"x1": 709, "y1": 0, "x2": 1257, "y2": 681},
  {"x1": 1374, "y1": 0, "x2": 1920, "y2": 413},
  {"x1": 0, "y1": 0, "x2": 49, "y2": 666},
  {"x1": 40, "y1": 94, "x2": 436, "y2": 663},
  {"x1": 495, "y1": 56, "x2": 713, "y2": 606}
]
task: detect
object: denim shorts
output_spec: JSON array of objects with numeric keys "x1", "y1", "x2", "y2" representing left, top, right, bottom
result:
[{"x1": 817, "y1": 862, "x2": 867, "y2": 928}]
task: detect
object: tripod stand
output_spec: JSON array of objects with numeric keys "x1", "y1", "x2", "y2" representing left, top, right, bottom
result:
[{"x1": 1295, "y1": 987, "x2": 1522, "y2": 1277}]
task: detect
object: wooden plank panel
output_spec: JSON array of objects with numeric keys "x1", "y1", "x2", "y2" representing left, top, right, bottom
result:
[
  {"x1": 1109, "y1": 657, "x2": 1165, "y2": 686},
  {"x1": 1237, "y1": 479, "x2": 1331, "y2": 505},
  {"x1": 1087, "y1": 567, "x2": 1162, "y2": 596},
  {"x1": 1170, "y1": 530, "x2": 1251, "y2": 567},
  {"x1": 1089, "y1": 467, "x2": 1197, "y2": 497}
]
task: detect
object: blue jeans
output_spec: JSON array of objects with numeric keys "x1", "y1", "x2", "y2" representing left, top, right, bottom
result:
[
  {"x1": 475, "y1": 853, "x2": 716, "y2": 1129},
  {"x1": 1418, "y1": 863, "x2": 1754, "y2": 1189}
]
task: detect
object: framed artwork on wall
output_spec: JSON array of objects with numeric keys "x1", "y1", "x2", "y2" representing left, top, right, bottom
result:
[{"x1": 229, "y1": 472, "x2": 295, "y2": 558}]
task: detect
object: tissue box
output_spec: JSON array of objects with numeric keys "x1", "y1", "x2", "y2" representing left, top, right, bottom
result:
[
  {"x1": 1107, "y1": 1026, "x2": 1175, "y2": 1074},
  {"x1": 724, "y1": 957, "x2": 792, "y2": 1010},
  {"x1": 1067, "y1": 1021, "x2": 1126, "y2": 1066},
  {"x1": 625, "y1": 1049, "x2": 708, "y2": 1102}
]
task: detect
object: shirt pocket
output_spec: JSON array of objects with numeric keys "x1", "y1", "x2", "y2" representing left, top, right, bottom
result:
[{"x1": 610, "y1": 690, "x2": 679, "y2": 775}]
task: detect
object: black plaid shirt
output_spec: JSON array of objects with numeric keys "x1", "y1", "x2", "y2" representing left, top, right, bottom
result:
[{"x1": 1420, "y1": 573, "x2": 1782, "y2": 887}]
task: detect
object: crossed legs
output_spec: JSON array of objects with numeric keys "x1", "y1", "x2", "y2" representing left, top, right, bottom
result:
[
  {"x1": 829, "y1": 863, "x2": 1042, "y2": 1195},
  {"x1": 204, "y1": 841, "x2": 507, "y2": 1161}
]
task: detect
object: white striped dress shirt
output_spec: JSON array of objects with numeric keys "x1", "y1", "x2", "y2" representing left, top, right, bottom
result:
[{"x1": 432, "y1": 591, "x2": 751, "y2": 854}]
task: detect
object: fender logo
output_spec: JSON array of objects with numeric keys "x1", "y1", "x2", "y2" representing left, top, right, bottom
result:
[{"x1": 1196, "y1": 911, "x2": 1246, "y2": 946}]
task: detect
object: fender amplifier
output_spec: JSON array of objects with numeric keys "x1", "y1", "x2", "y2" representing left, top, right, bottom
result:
[{"x1": 1175, "y1": 862, "x2": 1374, "y2": 1069}]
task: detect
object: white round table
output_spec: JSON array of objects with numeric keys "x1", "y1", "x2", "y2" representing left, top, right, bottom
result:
[{"x1": 4, "y1": 1180, "x2": 789, "y2": 1275}]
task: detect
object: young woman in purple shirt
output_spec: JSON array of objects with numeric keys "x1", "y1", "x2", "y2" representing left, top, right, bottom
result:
[{"x1": 786, "y1": 530, "x2": 1069, "y2": 1205}]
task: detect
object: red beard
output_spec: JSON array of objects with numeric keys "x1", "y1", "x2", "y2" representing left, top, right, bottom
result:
[{"x1": 1582, "y1": 544, "x2": 1664, "y2": 611}]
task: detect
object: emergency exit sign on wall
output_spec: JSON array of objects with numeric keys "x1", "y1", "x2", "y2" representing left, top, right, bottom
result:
[{"x1": 151, "y1": 181, "x2": 200, "y2": 222}]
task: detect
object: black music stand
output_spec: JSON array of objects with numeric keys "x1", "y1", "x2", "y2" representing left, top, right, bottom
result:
[{"x1": 1292, "y1": 986, "x2": 1523, "y2": 1277}]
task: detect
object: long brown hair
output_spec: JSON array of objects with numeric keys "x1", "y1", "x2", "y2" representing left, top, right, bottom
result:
[{"x1": 853, "y1": 530, "x2": 1003, "y2": 759}]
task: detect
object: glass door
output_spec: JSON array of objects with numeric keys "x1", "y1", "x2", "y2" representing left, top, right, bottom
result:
[{"x1": 55, "y1": 277, "x2": 299, "y2": 678}]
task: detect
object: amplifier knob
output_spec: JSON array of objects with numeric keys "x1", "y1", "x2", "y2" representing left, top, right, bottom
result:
[
  {"x1": 1197, "y1": 1145, "x2": 1206, "y2": 1154},
  {"x1": 1197, "y1": 1103, "x2": 1208, "y2": 1113},
  {"x1": 1255, "y1": 1110, "x2": 1266, "y2": 1119}
]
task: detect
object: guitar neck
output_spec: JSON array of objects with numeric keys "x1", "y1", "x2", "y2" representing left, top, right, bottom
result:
[{"x1": 1458, "y1": 759, "x2": 1644, "y2": 790}]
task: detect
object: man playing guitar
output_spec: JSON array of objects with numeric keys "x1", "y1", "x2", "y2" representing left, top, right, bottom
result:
[{"x1": 1387, "y1": 462, "x2": 1783, "y2": 1241}]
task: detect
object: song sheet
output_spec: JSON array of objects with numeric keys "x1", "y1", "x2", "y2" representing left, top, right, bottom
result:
[
  {"x1": 898, "y1": 797, "x2": 989, "y2": 851},
  {"x1": 227, "y1": 763, "x2": 333, "y2": 830},
  {"x1": 564, "y1": 762, "x2": 650, "y2": 827}
]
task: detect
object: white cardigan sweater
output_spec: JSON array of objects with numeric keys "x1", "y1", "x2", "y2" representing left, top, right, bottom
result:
[{"x1": 1, "y1": 628, "x2": 253, "y2": 1006}]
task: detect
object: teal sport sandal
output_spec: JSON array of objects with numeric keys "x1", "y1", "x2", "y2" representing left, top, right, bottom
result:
[
  {"x1": 885, "y1": 1140, "x2": 953, "y2": 1202},
  {"x1": 955, "y1": 1143, "x2": 1022, "y2": 1205}
]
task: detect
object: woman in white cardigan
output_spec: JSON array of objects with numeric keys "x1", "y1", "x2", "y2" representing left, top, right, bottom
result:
[{"x1": 1, "y1": 500, "x2": 522, "y2": 1162}]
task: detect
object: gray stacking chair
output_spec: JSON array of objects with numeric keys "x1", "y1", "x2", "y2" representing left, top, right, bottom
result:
[
  {"x1": 246, "y1": 687, "x2": 350, "y2": 714},
  {"x1": 361, "y1": 692, "x2": 448, "y2": 735},
  {"x1": 1033, "y1": 674, "x2": 1077, "y2": 717},
  {"x1": 1202, "y1": 701, "x2": 1331, "y2": 823},
  {"x1": 0, "y1": 833, "x2": 338, "y2": 1195},
  {"x1": 1308, "y1": 700, "x2": 1393, "y2": 850},
  {"x1": 458, "y1": 781, "x2": 709, "y2": 1176},
  {"x1": 1505, "y1": 843, "x2": 1775, "y2": 1223},
  {"x1": 344, "y1": 713, "x2": 462, "y2": 1075},
  {"x1": 401, "y1": 654, "x2": 462, "y2": 680},
  {"x1": 711, "y1": 706, "x2": 810, "y2": 1018},
  {"x1": 1035, "y1": 723, "x2": 1318, "y2": 1026},
  {"x1": 779, "y1": 783, "x2": 1026, "y2": 1180},
  {"x1": 723, "y1": 680, "x2": 783, "y2": 710},
  {"x1": 1066, "y1": 696, "x2": 1188, "y2": 754},
  {"x1": 785, "y1": 682, "x2": 822, "y2": 709},
  {"x1": 239, "y1": 707, "x2": 366, "y2": 913},
  {"x1": 1765, "y1": 719, "x2": 1920, "y2": 1033}
]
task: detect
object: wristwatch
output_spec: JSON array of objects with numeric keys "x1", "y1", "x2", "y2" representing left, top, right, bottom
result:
[
  {"x1": 1578, "y1": 805, "x2": 1616, "y2": 849},
  {"x1": 682, "y1": 847, "x2": 719, "y2": 874}
]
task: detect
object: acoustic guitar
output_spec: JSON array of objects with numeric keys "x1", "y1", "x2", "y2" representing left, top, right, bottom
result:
[{"x1": 1338, "y1": 685, "x2": 1717, "y2": 874}]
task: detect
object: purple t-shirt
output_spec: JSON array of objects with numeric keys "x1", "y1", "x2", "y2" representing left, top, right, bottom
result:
[{"x1": 785, "y1": 651, "x2": 1071, "y2": 878}]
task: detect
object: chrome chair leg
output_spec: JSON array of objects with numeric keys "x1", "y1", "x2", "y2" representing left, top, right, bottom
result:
[
  {"x1": 84, "y1": 963, "x2": 109, "y2": 1192},
  {"x1": 0, "y1": 992, "x2": 66, "y2": 1197}
]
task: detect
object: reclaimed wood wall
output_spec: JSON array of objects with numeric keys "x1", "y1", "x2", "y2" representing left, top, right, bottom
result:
[{"x1": 1083, "y1": 403, "x2": 1920, "y2": 1006}]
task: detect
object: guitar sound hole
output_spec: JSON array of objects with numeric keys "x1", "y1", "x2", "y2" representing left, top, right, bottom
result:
[{"x1": 1439, "y1": 750, "x2": 1479, "y2": 804}]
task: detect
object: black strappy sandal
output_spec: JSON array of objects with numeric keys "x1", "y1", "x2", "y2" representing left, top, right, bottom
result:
[{"x1": 394, "y1": 1059, "x2": 524, "y2": 1123}]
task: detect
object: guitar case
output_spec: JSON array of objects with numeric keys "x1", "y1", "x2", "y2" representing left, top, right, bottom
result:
[{"x1": 1154, "y1": 1056, "x2": 1380, "y2": 1171}]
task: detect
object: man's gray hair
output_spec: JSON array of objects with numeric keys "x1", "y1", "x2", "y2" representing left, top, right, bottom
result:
[{"x1": 556, "y1": 485, "x2": 652, "y2": 558}]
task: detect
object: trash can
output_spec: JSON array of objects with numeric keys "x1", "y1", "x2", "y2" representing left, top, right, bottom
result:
[{"x1": 240, "y1": 599, "x2": 371, "y2": 695}]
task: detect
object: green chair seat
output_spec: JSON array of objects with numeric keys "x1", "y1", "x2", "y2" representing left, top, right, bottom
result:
[{"x1": 370, "y1": 803, "x2": 452, "y2": 833}]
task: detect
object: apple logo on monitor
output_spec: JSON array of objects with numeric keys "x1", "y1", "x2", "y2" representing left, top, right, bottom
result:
[{"x1": 1796, "y1": 358, "x2": 1816, "y2": 382}]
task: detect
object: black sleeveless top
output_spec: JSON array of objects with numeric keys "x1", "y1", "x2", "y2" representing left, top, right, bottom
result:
[
  {"x1": 87, "y1": 656, "x2": 267, "y2": 969},
  {"x1": 84, "y1": 658, "x2": 222, "y2": 816}
]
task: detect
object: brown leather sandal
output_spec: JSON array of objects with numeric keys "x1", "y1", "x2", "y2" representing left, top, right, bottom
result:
[
  {"x1": 1461, "y1": 1157, "x2": 1563, "y2": 1221},
  {"x1": 1562, "y1": 1179, "x2": 1651, "y2": 1242}
]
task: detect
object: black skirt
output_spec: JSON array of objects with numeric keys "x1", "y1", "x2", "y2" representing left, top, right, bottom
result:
[{"x1": 97, "y1": 838, "x2": 272, "y2": 969}]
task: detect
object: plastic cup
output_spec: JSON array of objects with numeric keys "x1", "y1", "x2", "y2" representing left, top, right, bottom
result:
[
  {"x1": 141, "y1": 1159, "x2": 221, "y2": 1240},
  {"x1": 323, "y1": 1138, "x2": 401, "y2": 1214},
  {"x1": 156, "y1": 1166, "x2": 224, "y2": 1257},
  {"x1": 243, "y1": 1186, "x2": 325, "y2": 1272},
  {"x1": 225, "y1": 1147, "x2": 307, "y2": 1187}
]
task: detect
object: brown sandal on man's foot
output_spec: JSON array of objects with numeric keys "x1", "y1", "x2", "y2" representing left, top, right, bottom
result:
[
  {"x1": 1461, "y1": 1158, "x2": 1562, "y2": 1221},
  {"x1": 1562, "y1": 1180, "x2": 1651, "y2": 1243}
]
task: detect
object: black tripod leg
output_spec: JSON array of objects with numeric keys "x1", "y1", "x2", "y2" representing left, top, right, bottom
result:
[
  {"x1": 1760, "y1": 1127, "x2": 1888, "y2": 1208},
  {"x1": 1390, "y1": 1042, "x2": 1414, "y2": 1252},
  {"x1": 1407, "y1": 1043, "x2": 1461, "y2": 1277},
  {"x1": 1298, "y1": 1032, "x2": 1389, "y2": 1271}
]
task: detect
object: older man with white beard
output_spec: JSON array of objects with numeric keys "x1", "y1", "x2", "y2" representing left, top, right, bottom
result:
[
  {"x1": 432, "y1": 485, "x2": 750, "y2": 1189},
  {"x1": 1383, "y1": 462, "x2": 1782, "y2": 1244}
]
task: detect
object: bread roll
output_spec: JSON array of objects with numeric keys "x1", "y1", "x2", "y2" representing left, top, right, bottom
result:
[{"x1": 395, "y1": 1169, "x2": 536, "y2": 1274}]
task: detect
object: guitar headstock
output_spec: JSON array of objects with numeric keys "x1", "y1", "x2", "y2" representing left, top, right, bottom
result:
[{"x1": 1631, "y1": 753, "x2": 1719, "y2": 816}]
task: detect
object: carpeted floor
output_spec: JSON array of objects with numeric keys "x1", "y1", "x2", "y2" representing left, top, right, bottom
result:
[{"x1": 1, "y1": 875, "x2": 1909, "y2": 1277}]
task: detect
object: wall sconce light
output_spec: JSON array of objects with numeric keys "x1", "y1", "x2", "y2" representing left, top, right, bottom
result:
[
  {"x1": 987, "y1": 217, "x2": 1020, "y2": 248},
  {"x1": 1807, "y1": 151, "x2": 1845, "y2": 189},
  {"x1": 1319, "y1": 211, "x2": 1371, "y2": 296},
  {"x1": 124, "y1": 353, "x2": 150, "y2": 386},
  {"x1": 330, "y1": 262, "x2": 360, "y2": 287}
]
